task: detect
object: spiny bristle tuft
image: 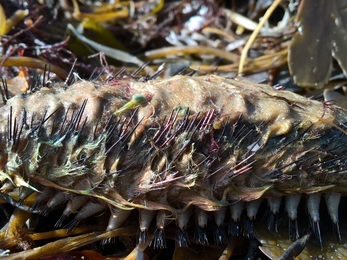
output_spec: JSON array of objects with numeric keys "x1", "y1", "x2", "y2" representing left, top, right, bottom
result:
[
  {"x1": 0, "y1": 77, "x2": 9, "y2": 105},
  {"x1": 150, "y1": 229, "x2": 166, "y2": 249},
  {"x1": 214, "y1": 225, "x2": 227, "y2": 246},
  {"x1": 65, "y1": 219, "x2": 80, "y2": 233},
  {"x1": 176, "y1": 228, "x2": 189, "y2": 247},
  {"x1": 194, "y1": 225, "x2": 208, "y2": 245},
  {"x1": 55, "y1": 214, "x2": 67, "y2": 228},
  {"x1": 137, "y1": 230, "x2": 148, "y2": 246}
]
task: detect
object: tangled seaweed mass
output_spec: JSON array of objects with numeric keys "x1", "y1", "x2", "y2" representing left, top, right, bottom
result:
[{"x1": 0, "y1": 74, "x2": 347, "y2": 259}]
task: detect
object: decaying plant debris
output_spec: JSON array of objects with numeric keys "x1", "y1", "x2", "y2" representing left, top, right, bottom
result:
[{"x1": 1, "y1": 0, "x2": 294, "y2": 83}]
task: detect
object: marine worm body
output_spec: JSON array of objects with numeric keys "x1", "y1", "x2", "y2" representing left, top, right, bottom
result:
[{"x1": 1, "y1": 74, "x2": 347, "y2": 256}]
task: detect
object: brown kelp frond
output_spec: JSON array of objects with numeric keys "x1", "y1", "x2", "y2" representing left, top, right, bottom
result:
[
  {"x1": 2, "y1": 226, "x2": 138, "y2": 259},
  {"x1": 0, "y1": 4, "x2": 28, "y2": 36},
  {"x1": 289, "y1": 0, "x2": 347, "y2": 88}
]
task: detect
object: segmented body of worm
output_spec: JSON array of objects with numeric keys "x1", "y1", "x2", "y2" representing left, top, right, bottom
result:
[{"x1": 1, "y1": 74, "x2": 347, "y2": 259}]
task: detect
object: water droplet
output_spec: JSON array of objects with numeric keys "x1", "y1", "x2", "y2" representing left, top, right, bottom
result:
[{"x1": 298, "y1": 26, "x2": 303, "y2": 35}]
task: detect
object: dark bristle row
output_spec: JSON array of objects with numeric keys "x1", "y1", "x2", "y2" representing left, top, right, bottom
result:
[{"x1": 0, "y1": 77, "x2": 9, "y2": 105}]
